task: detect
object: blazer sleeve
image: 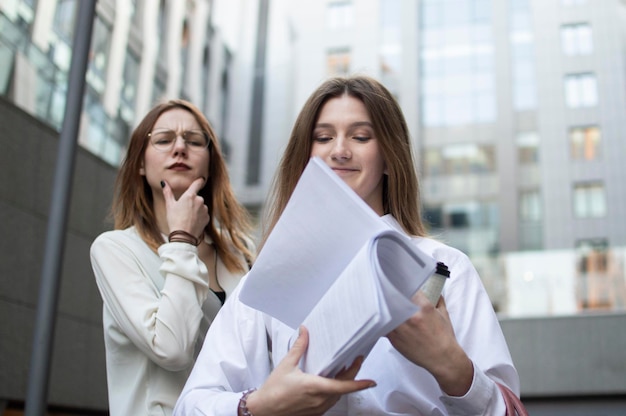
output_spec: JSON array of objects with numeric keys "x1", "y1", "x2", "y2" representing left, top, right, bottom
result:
[{"x1": 90, "y1": 232, "x2": 210, "y2": 371}]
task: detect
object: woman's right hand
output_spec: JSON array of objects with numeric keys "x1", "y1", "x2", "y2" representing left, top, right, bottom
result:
[
  {"x1": 162, "y1": 177, "x2": 210, "y2": 237},
  {"x1": 243, "y1": 326, "x2": 376, "y2": 416}
]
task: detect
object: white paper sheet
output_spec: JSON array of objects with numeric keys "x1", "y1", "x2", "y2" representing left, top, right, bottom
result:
[
  {"x1": 300, "y1": 230, "x2": 435, "y2": 376},
  {"x1": 238, "y1": 157, "x2": 436, "y2": 376},
  {"x1": 239, "y1": 157, "x2": 391, "y2": 328}
]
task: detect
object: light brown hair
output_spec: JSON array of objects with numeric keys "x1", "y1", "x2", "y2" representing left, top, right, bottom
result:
[
  {"x1": 112, "y1": 99, "x2": 253, "y2": 272},
  {"x1": 262, "y1": 75, "x2": 426, "y2": 246}
]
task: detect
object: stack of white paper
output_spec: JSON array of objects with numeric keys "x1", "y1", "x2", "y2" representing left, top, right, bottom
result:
[{"x1": 239, "y1": 157, "x2": 436, "y2": 376}]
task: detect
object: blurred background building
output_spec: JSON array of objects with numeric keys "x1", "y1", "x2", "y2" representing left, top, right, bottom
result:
[{"x1": 1, "y1": 0, "x2": 625, "y2": 414}]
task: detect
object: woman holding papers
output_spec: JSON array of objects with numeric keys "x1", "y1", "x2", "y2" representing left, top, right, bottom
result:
[
  {"x1": 174, "y1": 76, "x2": 521, "y2": 415},
  {"x1": 90, "y1": 99, "x2": 253, "y2": 415}
]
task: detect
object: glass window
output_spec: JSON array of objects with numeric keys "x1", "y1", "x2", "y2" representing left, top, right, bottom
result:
[
  {"x1": 444, "y1": 1, "x2": 470, "y2": 26},
  {"x1": 423, "y1": 148, "x2": 443, "y2": 176},
  {"x1": 120, "y1": 50, "x2": 140, "y2": 125},
  {"x1": 436, "y1": 143, "x2": 496, "y2": 174},
  {"x1": 443, "y1": 200, "x2": 498, "y2": 228},
  {"x1": 86, "y1": 16, "x2": 113, "y2": 96},
  {"x1": 130, "y1": 0, "x2": 142, "y2": 30},
  {"x1": 520, "y1": 190, "x2": 542, "y2": 221},
  {"x1": 52, "y1": 0, "x2": 77, "y2": 42},
  {"x1": 573, "y1": 182, "x2": 606, "y2": 218},
  {"x1": 419, "y1": 1, "x2": 496, "y2": 127},
  {"x1": 562, "y1": 0, "x2": 587, "y2": 5},
  {"x1": 327, "y1": 48, "x2": 351, "y2": 76},
  {"x1": 220, "y1": 46, "x2": 233, "y2": 147},
  {"x1": 510, "y1": 0, "x2": 531, "y2": 11},
  {"x1": 151, "y1": 74, "x2": 166, "y2": 106},
  {"x1": 516, "y1": 131, "x2": 540, "y2": 164},
  {"x1": 2, "y1": 0, "x2": 36, "y2": 28},
  {"x1": 444, "y1": 95, "x2": 473, "y2": 125},
  {"x1": 570, "y1": 126, "x2": 601, "y2": 160},
  {"x1": 156, "y1": 0, "x2": 168, "y2": 70},
  {"x1": 50, "y1": 0, "x2": 77, "y2": 71},
  {"x1": 422, "y1": 96, "x2": 444, "y2": 127},
  {"x1": 511, "y1": 11, "x2": 531, "y2": 31},
  {"x1": 421, "y1": 2, "x2": 443, "y2": 28},
  {"x1": 513, "y1": 83, "x2": 536, "y2": 110},
  {"x1": 471, "y1": 0, "x2": 491, "y2": 22},
  {"x1": 424, "y1": 205, "x2": 444, "y2": 228},
  {"x1": 475, "y1": 92, "x2": 496, "y2": 122},
  {"x1": 510, "y1": 4, "x2": 537, "y2": 111},
  {"x1": 380, "y1": 0, "x2": 402, "y2": 77},
  {"x1": 575, "y1": 239, "x2": 620, "y2": 311},
  {"x1": 564, "y1": 73, "x2": 598, "y2": 108},
  {"x1": 327, "y1": 1, "x2": 353, "y2": 29},
  {"x1": 561, "y1": 23, "x2": 593, "y2": 56}
]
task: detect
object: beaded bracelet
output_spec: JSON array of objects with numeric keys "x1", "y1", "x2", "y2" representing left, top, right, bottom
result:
[
  {"x1": 168, "y1": 230, "x2": 202, "y2": 246},
  {"x1": 238, "y1": 388, "x2": 257, "y2": 416}
]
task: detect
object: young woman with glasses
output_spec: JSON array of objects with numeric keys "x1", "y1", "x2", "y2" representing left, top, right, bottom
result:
[{"x1": 90, "y1": 99, "x2": 254, "y2": 416}]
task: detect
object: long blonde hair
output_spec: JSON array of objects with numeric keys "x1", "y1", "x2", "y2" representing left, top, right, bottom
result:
[
  {"x1": 262, "y1": 75, "x2": 426, "y2": 247},
  {"x1": 112, "y1": 99, "x2": 253, "y2": 272}
]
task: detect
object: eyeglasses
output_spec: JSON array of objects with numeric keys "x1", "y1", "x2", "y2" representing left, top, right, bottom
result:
[{"x1": 148, "y1": 129, "x2": 210, "y2": 153}]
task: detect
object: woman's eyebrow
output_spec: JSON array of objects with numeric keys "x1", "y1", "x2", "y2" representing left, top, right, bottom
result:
[
  {"x1": 350, "y1": 121, "x2": 373, "y2": 129},
  {"x1": 314, "y1": 121, "x2": 373, "y2": 129}
]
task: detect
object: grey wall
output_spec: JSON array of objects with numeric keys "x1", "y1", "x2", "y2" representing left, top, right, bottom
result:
[
  {"x1": 502, "y1": 313, "x2": 626, "y2": 397},
  {"x1": 0, "y1": 96, "x2": 112, "y2": 411},
  {"x1": 501, "y1": 313, "x2": 626, "y2": 415}
]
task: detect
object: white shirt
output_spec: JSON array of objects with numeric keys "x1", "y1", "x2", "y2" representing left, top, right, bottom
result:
[
  {"x1": 174, "y1": 215, "x2": 520, "y2": 415},
  {"x1": 90, "y1": 227, "x2": 247, "y2": 416}
]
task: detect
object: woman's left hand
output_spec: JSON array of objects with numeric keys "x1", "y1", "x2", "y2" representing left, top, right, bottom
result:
[
  {"x1": 386, "y1": 292, "x2": 474, "y2": 396},
  {"x1": 163, "y1": 177, "x2": 210, "y2": 238}
]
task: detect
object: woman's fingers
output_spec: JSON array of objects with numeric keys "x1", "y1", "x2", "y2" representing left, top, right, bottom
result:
[
  {"x1": 334, "y1": 356, "x2": 364, "y2": 380},
  {"x1": 162, "y1": 177, "x2": 209, "y2": 234},
  {"x1": 161, "y1": 176, "x2": 206, "y2": 202},
  {"x1": 183, "y1": 176, "x2": 207, "y2": 197},
  {"x1": 283, "y1": 326, "x2": 309, "y2": 367}
]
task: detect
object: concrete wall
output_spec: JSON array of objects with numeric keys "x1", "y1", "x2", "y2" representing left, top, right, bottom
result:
[
  {"x1": 501, "y1": 313, "x2": 626, "y2": 414},
  {"x1": 502, "y1": 313, "x2": 626, "y2": 396},
  {"x1": 0, "y1": 96, "x2": 112, "y2": 411}
]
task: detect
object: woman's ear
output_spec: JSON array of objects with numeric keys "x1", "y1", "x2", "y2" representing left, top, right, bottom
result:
[{"x1": 139, "y1": 161, "x2": 145, "y2": 176}]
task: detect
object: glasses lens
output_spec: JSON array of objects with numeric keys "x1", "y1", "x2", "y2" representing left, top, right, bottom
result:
[
  {"x1": 183, "y1": 131, "x2": 209, "y2": 149},
  {"x1": 150, "y1": 130, "x2": 176, "y2": 152},
  {"x1": 150, "y1": 130, "x2": 209, "y2": 152}
]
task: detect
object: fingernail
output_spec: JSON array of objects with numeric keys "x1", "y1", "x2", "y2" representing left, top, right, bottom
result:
[
  {"x1": 160, "y1": 181, "x2": 165, "y2": 188},
  {"x1": 369, "y1": 382, "x2": 377, "y2": 388}
]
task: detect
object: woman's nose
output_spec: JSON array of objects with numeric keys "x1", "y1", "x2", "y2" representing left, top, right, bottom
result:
[
  {"x1": 330, "y1": 137, "x2": 351, "y2": 160},
  {"x1": 172, "y1": 135, "x2": 188, "y2": 155}
]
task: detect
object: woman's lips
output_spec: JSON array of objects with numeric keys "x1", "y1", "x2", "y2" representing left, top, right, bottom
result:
[
  {"x1": 168, "y1": 163, "x2": 191, "y2": 171},
  {"x1": 331, "y1": 167, "x2": 357, "y2": 175}
]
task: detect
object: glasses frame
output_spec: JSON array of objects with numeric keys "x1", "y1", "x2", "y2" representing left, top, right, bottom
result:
[{"x1": 147, "y1": 128, "x2": 211, "y2": 153}]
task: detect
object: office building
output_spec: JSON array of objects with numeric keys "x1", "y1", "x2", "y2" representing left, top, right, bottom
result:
[{"x1": 1, "y1": 0, "x2": 625, "y2": 414}]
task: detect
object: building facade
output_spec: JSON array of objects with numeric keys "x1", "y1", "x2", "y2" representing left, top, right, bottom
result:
[
  {"x1": 285, "y1": 0, "x2": 626, "y2": 317},
  {"x1": 1, "y1": 0, "x2": 625, "y2": 414}
]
